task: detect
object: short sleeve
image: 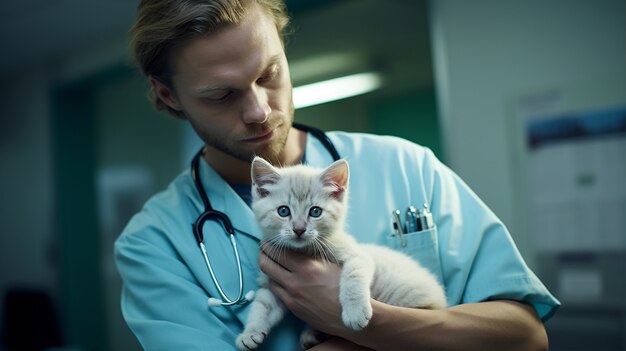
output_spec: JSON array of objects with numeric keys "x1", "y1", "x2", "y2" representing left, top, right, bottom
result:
[{"x1": 422, "y1": 149, "x2": 560, "y2": 321}]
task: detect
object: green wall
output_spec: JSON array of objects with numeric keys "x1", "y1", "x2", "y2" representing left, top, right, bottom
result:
[
  {"x1": 296, "y1": 88, "x2": 443, "y2": 160},
  {"x1": 52, "y1": 74, "x2": 109, "y2": 351},
  {"x1": 370, "y1": 88, "x2": 443, "y2": 160}
]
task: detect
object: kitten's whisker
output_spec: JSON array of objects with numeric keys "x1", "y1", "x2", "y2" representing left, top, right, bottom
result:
[
  {"x1": 312, "y1": 239, "x2": 332, "y2": 266},
  {"x1": 317, "y1": 241, "x2": 330, "y2": 263},
  {"x1": 271, "y1": 242, "x2": 284, "y2": 261},
  {"x1": 265, "y1": 236, "x2": 286, "y2": 263},
  {"x1": 260, "y1": 236, "x2": 278, "y2": 246},
  {"x1": 260, "y1": 237, "x2": 277, "y2": 254},
  {"x1": 318, "y1": 238, "x2": 339, "y2": 264},
  {"x1": 310, "y1": 239, "x2": 323, "y2": 261},
  {"x1": 261, "y1": 236, "x2": 286, "y2": 265},
  {"x1": 280, "y1": 241, "x2": 289, "y2": 265}
]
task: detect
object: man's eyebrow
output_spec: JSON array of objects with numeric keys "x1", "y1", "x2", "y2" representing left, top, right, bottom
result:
[
  {"x1": 194, "y1": 55, "x2": 283, "y2": 95},
  {"x1": 194, "y1": 84, "x2": 228, "y2": 95},
  {"x1": 265, "y1": 54, "x2": 282, "y2": 68}
]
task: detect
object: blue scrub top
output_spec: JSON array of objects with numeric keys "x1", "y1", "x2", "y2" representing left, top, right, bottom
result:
[{"x1": 114, "y1": 131, "x2": 560, "y2": 350}]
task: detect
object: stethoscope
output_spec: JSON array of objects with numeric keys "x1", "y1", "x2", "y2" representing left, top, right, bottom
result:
[{"x1": 190, "y1": 122, "x2": 341, "y2": 307}]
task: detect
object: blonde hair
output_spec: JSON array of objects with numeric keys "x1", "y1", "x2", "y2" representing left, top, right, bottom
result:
[{"x1": 129, "y1": 0, "x2": 290, "y2": 117}]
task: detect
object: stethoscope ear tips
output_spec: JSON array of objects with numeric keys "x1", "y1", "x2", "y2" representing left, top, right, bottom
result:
[
  {"x1": 208, "y1": 297, "x2": 223, "y2": 307},
  {"x1": 207, "y1": 290, "x2": 256, "y2": 307}
]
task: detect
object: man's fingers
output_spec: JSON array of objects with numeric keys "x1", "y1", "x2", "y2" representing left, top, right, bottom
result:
[
  {"x1": 259, "y1": 252, "x2": 297, "y2": 309},
  {"x1": 259, "y1": 250, "x2": 292, "y2": 283},
  {"x1": 261, "y1": 244, "x2": 309, "y2": 271},
  {"x1": 266, "y1": 279, "x2": 292, "y2": 307}
]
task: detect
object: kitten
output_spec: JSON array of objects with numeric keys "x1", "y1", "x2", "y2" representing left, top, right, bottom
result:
[{"x1": 236, "y1": 157, "x2": 446, "y2": 351}]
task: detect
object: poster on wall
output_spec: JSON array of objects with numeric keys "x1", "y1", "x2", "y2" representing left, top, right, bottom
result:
[{"x1": 519, "y1": 93, "x2": 626, "y2": 252}]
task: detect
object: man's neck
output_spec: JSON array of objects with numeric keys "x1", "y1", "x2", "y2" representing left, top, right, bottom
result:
[{"x1": 203, "y1": 127, "x2": 306, "y2": 184}]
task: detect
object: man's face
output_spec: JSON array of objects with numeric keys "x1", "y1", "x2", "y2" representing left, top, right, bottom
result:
[{"x1": 155, "y1": 5, "x2": 294, "y2": 164}]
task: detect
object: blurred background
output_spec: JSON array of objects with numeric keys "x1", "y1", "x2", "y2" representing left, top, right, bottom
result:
[{"x1": 0, "y1": 0, "x2": 625, "y2": 350}]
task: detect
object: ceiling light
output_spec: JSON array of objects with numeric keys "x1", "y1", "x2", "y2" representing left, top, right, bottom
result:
[{"x1": 293, "y1": 72, "x2": 383, "y2": 109}]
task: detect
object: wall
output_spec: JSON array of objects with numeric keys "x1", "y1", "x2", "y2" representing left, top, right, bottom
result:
[
  {"x1": 0, "y1": 71, "x2": 58, "y2": 338},
  {"x1": 430, "y1": 0, "x2": 626, "y2": 263}
]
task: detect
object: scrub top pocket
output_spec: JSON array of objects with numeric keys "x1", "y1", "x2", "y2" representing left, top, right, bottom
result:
[{"x1": 385, "y1": 227, "x2": 444, "y2": 285}]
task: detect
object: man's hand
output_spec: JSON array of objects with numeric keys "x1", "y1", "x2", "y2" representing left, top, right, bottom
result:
[{"x1": 259, "y1": 247, "x2": 348, "y2": 335}]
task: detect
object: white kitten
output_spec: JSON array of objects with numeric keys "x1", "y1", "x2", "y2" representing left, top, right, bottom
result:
[{"x1": 235, "y1": 157, "x2": 446, "y2": 350}]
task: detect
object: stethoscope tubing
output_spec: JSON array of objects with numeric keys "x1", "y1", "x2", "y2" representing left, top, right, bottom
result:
[{"x1": 200, "y1": 237, "x2": 246, "y2": 306}]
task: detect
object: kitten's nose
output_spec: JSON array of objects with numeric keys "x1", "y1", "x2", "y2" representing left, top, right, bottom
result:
[{"x1": 292, "y1": 228, "x2": 305, "y2": 237}]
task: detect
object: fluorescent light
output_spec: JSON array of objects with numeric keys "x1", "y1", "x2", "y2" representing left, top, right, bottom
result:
[
  {"x1": 293, "y1": 72, "x2": 383, "y2": 109},
  {"x1": 289, "y1": 52, "x2": 367, "y2": 83}
]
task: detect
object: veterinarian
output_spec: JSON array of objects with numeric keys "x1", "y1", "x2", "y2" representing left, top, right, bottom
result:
[{"x1": 114, "y1": 0, "x2": 560, "y2": 350}]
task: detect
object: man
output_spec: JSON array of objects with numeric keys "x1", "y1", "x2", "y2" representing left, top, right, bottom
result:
[{"x1": 115, "y1": 0, "x2": 560, "y2": 350}]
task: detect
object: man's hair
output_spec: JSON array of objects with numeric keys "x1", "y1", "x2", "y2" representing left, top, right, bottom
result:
[{"x1": 129, "y1": 0, "x2": 290, "y2": 118}]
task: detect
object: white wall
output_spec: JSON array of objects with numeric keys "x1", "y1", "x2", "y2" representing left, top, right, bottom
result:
[{"x1": 430, "y1": 0, "x2": 626, "y2": 264}]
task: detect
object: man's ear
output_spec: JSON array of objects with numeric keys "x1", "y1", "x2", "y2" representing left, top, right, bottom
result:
[{"x1": 150, "y1": 76, "x2": 183, "y2": 112}]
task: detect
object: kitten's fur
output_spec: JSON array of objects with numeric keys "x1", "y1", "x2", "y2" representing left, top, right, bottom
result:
[{"x1": 236, "y1": 157, "x2": 446, "y2": 350}]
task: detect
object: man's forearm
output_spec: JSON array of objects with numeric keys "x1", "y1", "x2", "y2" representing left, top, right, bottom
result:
[
  {"x1": 308, "y1": 337, "x2": 374, "y2": 351},
  {"x1": 339, "y1": 300, "x2": 548, "y2": 351}
]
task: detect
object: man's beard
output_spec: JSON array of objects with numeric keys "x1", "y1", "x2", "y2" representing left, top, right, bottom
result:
[
  {"x1": 206, "y1": 122, "x2": 291, "y2": 163},
  {"x1": 199, "y1": 110, "x2": 294, "y2": 164}
]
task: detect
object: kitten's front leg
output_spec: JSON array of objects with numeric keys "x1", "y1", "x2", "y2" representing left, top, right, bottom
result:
[
  {"x1": 338, "y1": 253, "x2": 375, "y2": 330},
  {"x1": 236, "y1": 287, "x2": 286, "y2": 351}
]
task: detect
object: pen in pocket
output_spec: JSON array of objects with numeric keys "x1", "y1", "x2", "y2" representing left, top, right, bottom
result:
[
  {"x1": 391, "y1": 209, "x2": 406, "y2": 247},
  {"x1": 418, "y1": 203, "x2": 434, "y2": 230},
  {"x1": 405, "y1": 206, "x2": 418, "y2": 232}
]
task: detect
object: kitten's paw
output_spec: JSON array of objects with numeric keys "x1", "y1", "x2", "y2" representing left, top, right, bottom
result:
[
  {"x1": 300, "y1": 328, "x2": 327, "y2": 350},
  {"x1": 236, "y1": 329, "x2": 267, "y2": 351},
  {"x1": 341, "y1": 304, "x2": 372, "y2": 330}
]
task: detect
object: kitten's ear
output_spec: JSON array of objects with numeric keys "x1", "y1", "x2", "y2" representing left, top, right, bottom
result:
[
  {"x1": 321, "y1": 159, "x2": 349, "y2": 200},
  {"x1": 251, "y1": 156, "x2": 281, "y2": 197}
]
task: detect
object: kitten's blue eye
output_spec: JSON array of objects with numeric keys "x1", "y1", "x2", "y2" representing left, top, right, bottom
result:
[
  {"x1": 309, "y1": 206, "x2": 322, "y2": 218},
  {"x1": 277, "y1": 206, "x2": 290, "y2": 217}
]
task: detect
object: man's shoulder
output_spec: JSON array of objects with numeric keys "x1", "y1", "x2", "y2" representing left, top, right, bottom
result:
[
  {"x1": 326, "y1": 130, "x2": 432, "y2": 161},
  {"x1": 118, "y1": 170, "x2": 196, "y2": 241}
]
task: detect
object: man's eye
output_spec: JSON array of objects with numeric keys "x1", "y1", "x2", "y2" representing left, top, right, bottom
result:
[{"x1": 205, "y1": 91, "x2": 232, "y2": 102}]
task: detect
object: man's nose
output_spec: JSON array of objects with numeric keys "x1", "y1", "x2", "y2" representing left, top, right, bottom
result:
[{"x1": 242, "y1": 87, "x2": 271, "y2": 124}]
